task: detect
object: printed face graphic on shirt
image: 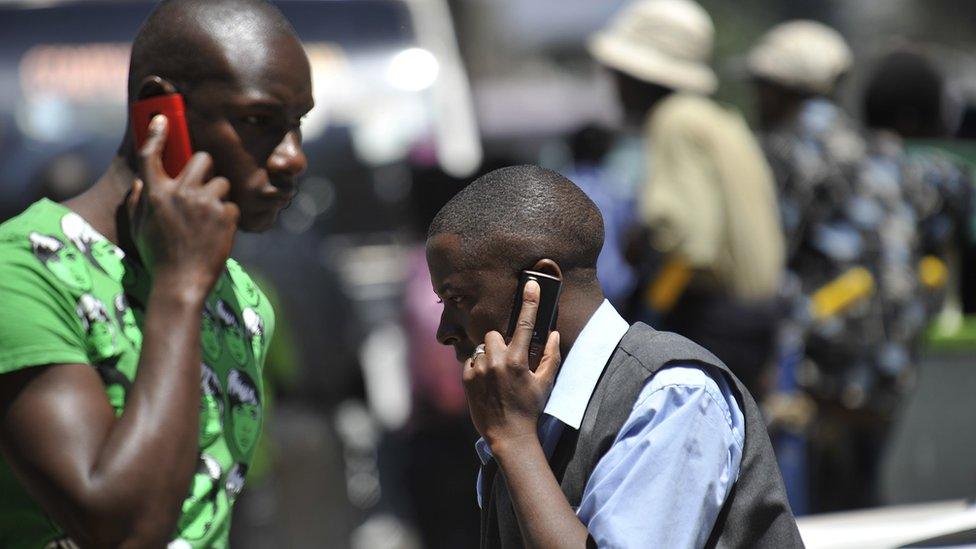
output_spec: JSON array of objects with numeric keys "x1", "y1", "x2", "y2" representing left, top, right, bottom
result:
[
  {"x1": 228, "y1": 261, "x2": 260, "y2": 307},
  {"x1": 178, "y1": 453, "x2": 225, "y2": 541},
  {"x1": 225, "y1": 463, "x2": 248, "y2": 502},
  {"x1": 199, "y1": 363, "x2": 224, "y2": 447},
  {"x1": 242, "y1": 308, "x2": 265, "y2": 363},
  {"x1": 201, "y1": 306, "x2": 222, "y2": 362},
  {"x1": 227, "y1": 369, "x2": 261, "y2": 456},
  {"x1": 216, "y1": 299, "x2": 248, "y2": 365},
  {"x1": 113, "y1": 294, "x2": 142, "y2": 349},
  {"x1": 76, "y1": 294, "x2": 118, "y2": 360},
  {"x1": 61, "y1": 212, "x2": 125, "y2": 280},
  {"x1": 30, "y1": 232, "x2": 92, "y2": 292}
]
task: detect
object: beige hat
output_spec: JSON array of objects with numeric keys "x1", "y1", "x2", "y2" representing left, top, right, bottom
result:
[
  {"x1": 747, "y1": 20, "x2": 853, "y2": 95},
  {"x1": 588, "y1": 0, "x2": 717, "y2": 94}
]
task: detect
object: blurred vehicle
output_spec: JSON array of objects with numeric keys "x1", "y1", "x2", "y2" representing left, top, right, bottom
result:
[{"x1": 798, "y1": 498, "x2": 976, "y2": 549}]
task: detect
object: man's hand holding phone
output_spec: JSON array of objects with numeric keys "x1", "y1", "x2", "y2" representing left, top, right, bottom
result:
[
  {"x1": 462, "y1": 280, "x2": 561, "y2": 453},
  {"x1": 127, "y1": 114, "x2": 239, "y2": 299}
]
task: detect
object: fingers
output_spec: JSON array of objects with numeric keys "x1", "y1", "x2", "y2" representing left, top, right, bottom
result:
[
  {"x1": 138, "y1": 114, "x2": 168, "y2": 185},
  {"x1": 462, "y1": 356, "x2": 478, "y2": 383},
  {"x1": 222, "y1": 201, "x2": 241, "y2": 227},
  {"x1": 178, "y1": 152, "x2": 214, "y2": 187},
  {"x1": 534, "y1": 331, "x2": 561, "y2": 386},
  {"x1": 484, "y1": 331, "x2": 506, "y2": 356},
  {"x1": 202, "y1": 176, "x2": 231, "y2": 202},
  {"x1": 508, "y1": 279, "x2": 540, "y2": 355},
  {"x1": 126, "y1": 179, "x2": 143, "y2": 224}
]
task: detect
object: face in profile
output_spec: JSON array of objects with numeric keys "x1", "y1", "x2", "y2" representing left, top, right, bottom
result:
[
  {"x1": 426, "y1": 233, "x2": 520, "y2": 363},
  {"x1": 31, "y1": 232, "x2": 93, "y2": 292}
]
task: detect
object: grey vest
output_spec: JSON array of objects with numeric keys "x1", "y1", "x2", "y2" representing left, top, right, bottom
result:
[{"x1": 480, "y1": 323, "x2": 803, "y2": 548}]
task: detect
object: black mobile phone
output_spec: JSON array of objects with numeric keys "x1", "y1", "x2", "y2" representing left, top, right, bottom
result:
[{"x1": 506, "y1": 270, "x2": 562, "y2": 366}]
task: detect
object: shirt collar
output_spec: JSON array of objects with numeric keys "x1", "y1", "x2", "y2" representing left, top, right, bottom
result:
[{"x1": 542, "y1": 299, "x2": 629, "y2": 430}]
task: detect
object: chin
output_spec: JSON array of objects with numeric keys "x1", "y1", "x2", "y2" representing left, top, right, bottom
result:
[{"x1": 238, "y1": 209, "x2": 280, "y2": 233}]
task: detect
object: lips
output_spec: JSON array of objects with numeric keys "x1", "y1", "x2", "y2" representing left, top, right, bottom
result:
[{"x1": 261, "y1": 181, "x2": 298, "y2": 203}]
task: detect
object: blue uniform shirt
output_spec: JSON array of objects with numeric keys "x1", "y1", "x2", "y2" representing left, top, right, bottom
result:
[{"x1": 475, "y1": 301, "x2": 745, "y2": 548}]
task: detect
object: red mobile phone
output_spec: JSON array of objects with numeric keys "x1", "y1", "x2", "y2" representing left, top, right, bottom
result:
[
  {"x1": 131, "y1": 92, "x2": 193, "y2": 178},
  {"x1": 506, "y1": 270, "x2": 562, "y2": 366}
]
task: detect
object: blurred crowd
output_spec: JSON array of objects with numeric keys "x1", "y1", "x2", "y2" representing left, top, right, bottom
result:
[{"x1": 3, "y1": 0, "x2": 976, "y2": 547}]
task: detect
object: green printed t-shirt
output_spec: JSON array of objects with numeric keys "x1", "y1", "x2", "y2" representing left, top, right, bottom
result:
[{"x1": 0, "y1": 199, "x2": 275, "y2": 549}]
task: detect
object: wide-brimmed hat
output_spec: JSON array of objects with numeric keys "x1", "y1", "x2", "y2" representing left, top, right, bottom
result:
[
  {"x1": 588, "y1": 0, "x2": 717, "y2": 94},
  {"x1": 747, "y1": 20, "x2": 853, "y2": 95}
]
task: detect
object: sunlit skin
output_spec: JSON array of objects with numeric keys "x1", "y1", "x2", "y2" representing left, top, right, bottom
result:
[{"x1": 0, "y1": 3, "x2": 313, "y2": 546}]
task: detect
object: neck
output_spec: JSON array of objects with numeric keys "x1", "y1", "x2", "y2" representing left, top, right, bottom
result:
[
  {"x1": 62, "y1": 155, "x2": 136, "y2": 248},
  {"x1": 554, "y1": 284, "x2": 606, "y2": 359}
]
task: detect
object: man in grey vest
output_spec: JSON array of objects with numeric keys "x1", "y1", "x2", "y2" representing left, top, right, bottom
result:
[{"x1": 426, "y1": 165, "x2": 802, "y2": 548}]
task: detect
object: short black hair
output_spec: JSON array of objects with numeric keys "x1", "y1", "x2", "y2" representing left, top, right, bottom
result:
[
  {"x1": 127, "y1": 0, "x2": 297, "y2": 102},
  {"x1": 427, "y1": 165, "x2": 604, "y2": 278},
  {"x1": 227, "y1": 369, "x2": 260, "y2": 407},
  {"x1": 863, "y1": 49, "x2": 945, "y2": 137}
]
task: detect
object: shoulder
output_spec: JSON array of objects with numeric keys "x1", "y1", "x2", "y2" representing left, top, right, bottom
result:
[
  {"x1": 223, "y1": 258, "x2": 275, "y2": 336},
  {"x1": 0, "y1": 204, "x2": 76, "y2": 294},
  {"x1": 633, "y1": 363, "x2": 744, "y2": 448},
  {"x1": 648, "y1": 93, "x2": 729, "y2": 136}
]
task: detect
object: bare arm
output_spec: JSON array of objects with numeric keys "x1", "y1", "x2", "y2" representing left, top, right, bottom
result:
[
  {"x1": 491, "y1": 434, "x2": 589, "y2": 549},
  {"x1": 0, "y1": 115, "x2": 238, "y2": 547}
]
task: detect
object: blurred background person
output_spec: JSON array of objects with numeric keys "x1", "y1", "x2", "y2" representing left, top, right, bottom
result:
[
  {"x1": 749, "y1": 20, "x2": 914, "y2": 515},
  {"x1": 749, "y1": 22, "x2": 975, "y2": 514},
  {"x1": 589, "y1": 0, "x2": 785, "y2": 400},
  {"x1": 747, "y1": 20, "x2": 892, "y2": 514},
  {"x1": 862, "y1": 48, "x2": 974, "y2": 331}
]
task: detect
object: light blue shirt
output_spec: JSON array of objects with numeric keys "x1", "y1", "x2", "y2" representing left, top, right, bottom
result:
[{"x1": 475, "y1": 300, "x2": 745, "y2": 548}]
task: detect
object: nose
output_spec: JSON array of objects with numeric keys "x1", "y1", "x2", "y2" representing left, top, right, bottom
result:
[
  {"x1": 267, "y1": 129, "x2": 307, "y2": 179},
  {"x1": 436, "y1": 309, "x2": 461, "y2": 347}
]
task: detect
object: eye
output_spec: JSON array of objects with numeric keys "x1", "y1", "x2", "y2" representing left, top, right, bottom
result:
[
  {"x1": 436, "y1": 295, "x2": 465, "y2": 306},
  {"x1": 241, "y1": 114, "x2": 273, "y2": 127}
]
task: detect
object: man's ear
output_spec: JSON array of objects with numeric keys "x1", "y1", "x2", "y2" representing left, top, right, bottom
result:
[
  {"x1": 530, "y1": 258, "x2": 562, "y2": 281},
  {"x1": 135, "y1": 75, "x2": 178, "y2": 100}
]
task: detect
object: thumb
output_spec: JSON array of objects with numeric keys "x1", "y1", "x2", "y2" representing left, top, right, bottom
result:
[{"x1": 534, "y1": 331, "x2": 561, "y2": 388}]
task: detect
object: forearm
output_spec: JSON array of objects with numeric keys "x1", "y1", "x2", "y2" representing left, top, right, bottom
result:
[
  {"x1": 83, "y1": 276, "x2": 206, "y2": 544},
  {"x1": 492, "y1": 435, "x2": 589, "y2": 549}
]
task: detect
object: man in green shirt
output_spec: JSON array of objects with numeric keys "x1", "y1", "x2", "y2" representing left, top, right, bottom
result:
[{"x1": 0, "y1": 0, "x2": 313, "y2": 546}]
